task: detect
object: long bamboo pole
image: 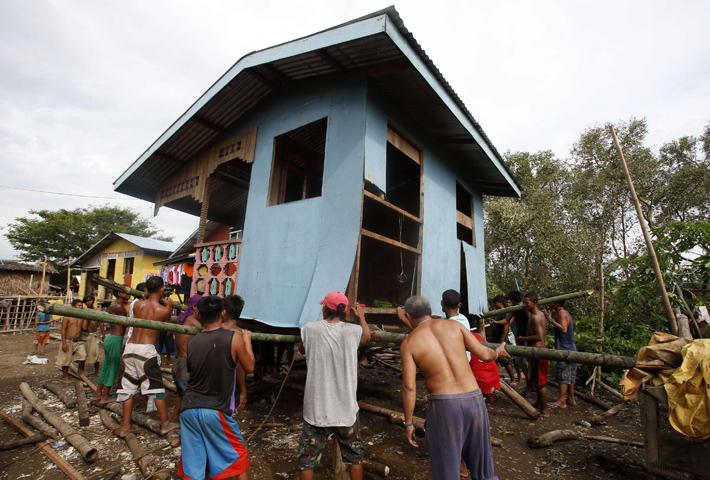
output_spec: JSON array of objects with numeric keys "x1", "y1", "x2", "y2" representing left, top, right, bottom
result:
[
  {"x1": 482, "y1": 290, "x2": 594, "y2": 318},
  {"x1": 91, "y1": 274, "x2": 187, "y2": 311},
  {"x1": 40, "y1": 256, "x2": 47, "y2": 295},
  {"x1": 37, "y1": 302, "x2": 638, "y2": 369},
  {"x1": 609, "y1": 125, "x2": 677, "y2": 335}
]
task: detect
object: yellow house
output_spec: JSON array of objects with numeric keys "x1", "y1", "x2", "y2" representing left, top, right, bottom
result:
[{"x1": 71, "y1": 233, "x2": 179, "y2": 301}]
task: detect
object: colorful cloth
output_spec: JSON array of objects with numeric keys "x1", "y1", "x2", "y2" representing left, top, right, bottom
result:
[
  {"x1": 98, "y1": 335, "x2": 123, "y2": 387},
  {"x1": 177, "y1": 294, "x2": 201, "y2": 325},
  {"x1": 117, "y1": 343, "x2": 164, "y2": 400},
  {"x1": 298, "y1": 416, "x2": 364, "y2": 470},
  {"x1": 469, "y1": 332, "x2": 501, "y2": 394},
  {"x1": 527, "y1": 349, "x2": 549, "y2": 387},
  {"x1": 178, "y1": 408, "x2": 249, "y2": 480},
  {"x1": 55, "y1": 339, "x2": 86, "y2": 367},
  {"x1": 426, "y1": 390, "x2": 499, "y2": 480},
  {"x1": 34, "y1": 331, "x2": 50, "y2": 345}
]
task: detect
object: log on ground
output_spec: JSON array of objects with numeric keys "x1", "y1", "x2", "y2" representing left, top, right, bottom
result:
[
  {"x1": 528, "y1": 429, "x2": 580, "y2": 448},
  {"x1": 75, "y1": 381, "x2": 90, "y2": 427},
  {"x1": 0, "y1": 434, "x2": 46, "y2": 451},
  {"x1": 69, "y1": 364, "x2": 97, "y2": 391},
  {"x1": 98, "y1": 401, "x2": 180, "y2": 448},
  {"x1": 0, "y1": 411, "x2": 86, "y2": 480},
  {"x1": 363, "y1": 460, "x2": 390, "y2": 477},
  {"x1": 589, "y1": 401, "x2": 631, "y2": 425},
  {"x1": 99, "y1": 410, "x2": 167, "y2": 478},
  {"x1": 20, "y1": 382, "x2": 98, "y2": 463},
  {"x1": 42, "y1": 380, "x2": 77, "y2": 408},
  {"x1": 498, "y1": 380, "x2": 540, "y2": 420},
  {"x1": 21, "y1": 401, "x2": 59, "y2": 440}
]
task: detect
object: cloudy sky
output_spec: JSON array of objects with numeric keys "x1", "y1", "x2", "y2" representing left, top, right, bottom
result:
[{"x1": 1, "y1": 0, "x2": 709, "y2": 259}]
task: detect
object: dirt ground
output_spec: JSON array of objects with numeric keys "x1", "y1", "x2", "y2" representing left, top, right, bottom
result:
[{"x1": 0, "y1": 333, "x2": 646, "y2": 479}]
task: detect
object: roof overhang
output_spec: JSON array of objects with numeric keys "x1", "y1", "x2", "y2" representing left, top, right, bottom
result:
[{"x1": 114, "y1": 6, "x2": 520, "y2": 205}]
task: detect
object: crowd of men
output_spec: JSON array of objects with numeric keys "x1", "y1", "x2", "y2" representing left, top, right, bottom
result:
[{"x1": 46, "y1": 278, "x2": 578, "y2": 480}]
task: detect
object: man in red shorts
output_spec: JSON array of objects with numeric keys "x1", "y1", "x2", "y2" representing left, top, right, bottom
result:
[{"x1": 516, "y1": 292, "x2": 549, "y2": 418}]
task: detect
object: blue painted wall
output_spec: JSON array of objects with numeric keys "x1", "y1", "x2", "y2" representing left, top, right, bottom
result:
[
  {"x1": 231, "y1": 74, "x2": 366, "y2": 327},
  {"x1": 364, "y1": 82, "x2": 488, "y2": 316}
]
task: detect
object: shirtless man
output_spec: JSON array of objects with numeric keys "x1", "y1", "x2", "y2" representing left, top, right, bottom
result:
[
  {"x1": 56, "y1": 299, "x2": 87, "y2": 382},
  {"x1": 223, "y1": 295, "x2": 248, "y2": 414},
  {"x1": 171, "y1": 303, "x2": 202, "y2": 423},
  {"x1": 82, "y1": 295, "x2": 103, "y2": 375},
  {"x1": 116, "y1": 276, "x2": 179, "y2": 437},
  {"x1": 516, "y1": 292, "x2": 549, "y2": 418},
  {"x1": 399, "y1": 296, "x2": 508, "y2": 480},
  {"x1": 93, "y1": 290, "x2": 131, "y2": 404}
]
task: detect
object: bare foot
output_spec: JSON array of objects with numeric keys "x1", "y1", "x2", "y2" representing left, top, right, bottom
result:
[
  {"x1": 160, "y1": 421, "x2": 180, "y2": 435},
  {"x1": 99, "y1": 397, "x2": 116, "y2": 405},
  {"x1": 567, "y1": 399, "x2": 577, "y2": 406},
  {"x1": 117, "y1": 426, "x2": 131, "y2": 438},
  {"x1": 90, "y1": 396, "x2": 103, "y2": 404},
  {"x1": 62, "y1": 378, "x2": 72, "y2": 384},
  {"x1": 540, "y1": 411, "x2": 550, "y2": 418}
]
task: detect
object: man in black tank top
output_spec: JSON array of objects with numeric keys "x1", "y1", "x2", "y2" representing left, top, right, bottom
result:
[{"x1": 177, "y1": 296, "x2": 255, "y2": 480}]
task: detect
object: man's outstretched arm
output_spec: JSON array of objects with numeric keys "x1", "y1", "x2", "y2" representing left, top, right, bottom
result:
[{"x1": 400, "y1": 341, "x2": 418, "y2": 447}]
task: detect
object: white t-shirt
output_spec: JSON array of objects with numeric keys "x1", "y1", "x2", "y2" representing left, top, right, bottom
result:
[
  {"x1": 447, "y1": 313, "x2": 472, "y2": 361},
  {"x1": 301, "y1": 319, "x2": 362, "y2": 427}
]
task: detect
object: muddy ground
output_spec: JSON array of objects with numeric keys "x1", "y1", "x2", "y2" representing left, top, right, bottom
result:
[{"x1": 0, "y1": 333, "x2": 646, "y2": 479}]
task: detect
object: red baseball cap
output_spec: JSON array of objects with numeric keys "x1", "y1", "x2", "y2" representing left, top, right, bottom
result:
[{"x1": 320, "y1": 291, "x2": 350, "y2": 314}]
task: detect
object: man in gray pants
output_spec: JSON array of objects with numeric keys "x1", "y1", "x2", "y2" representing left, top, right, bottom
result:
[{"x1": 399, "y1": 296, "x2": 509, "y2": 480}]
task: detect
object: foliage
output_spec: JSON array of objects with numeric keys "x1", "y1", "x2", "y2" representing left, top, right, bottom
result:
[{"x1": 4, "y1": 205, "x2": 173, "y2": 268}]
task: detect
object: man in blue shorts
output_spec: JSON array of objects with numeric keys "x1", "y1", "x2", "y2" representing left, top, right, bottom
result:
[{"x1": 178, "y1": 296, "x2": 255, "y2": 480}]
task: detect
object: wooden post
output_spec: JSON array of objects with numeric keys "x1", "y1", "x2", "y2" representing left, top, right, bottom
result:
[
  {"x1": 674, "y1": 283, "x2": 702, "y2": 338},
  {"x1": 593, "y1": 261, "x2": 605, "y2": 396},
  {"x1": 40, "y1": 256, "x2": 47, "y2": 295},
  {"x1": 66, "y1": 257, "x2": 72, "y2": 303},
  {"x1": 642, "y1": 390, "x2": 660, "y2": 479},
  {"x1": 609, "y1": 125, "x2": 677, "y2": 335},
  {"x1": 197, "y1": 175, "x2": 212, "y2": 244},
  {"x1": 75, "y1": 381, "x2": 90, "y2": 427},
  {"x1": 498, "y1": 380, "x2": 540, "y2": 420},
  {"x1": 0, "y1": 411, "x2": 86, "y2": 480}
]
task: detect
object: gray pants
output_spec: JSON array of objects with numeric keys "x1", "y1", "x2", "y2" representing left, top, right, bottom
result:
[{"x1": 426, "y1": 390, "x2": 499, "y2": 480}]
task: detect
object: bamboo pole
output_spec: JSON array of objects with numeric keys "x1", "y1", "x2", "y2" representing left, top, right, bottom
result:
[
  {"x1": 20, "y1": 383, "x2": 98, "y2": 463},
  {"x1": 90, "y1": 274, "x2": 186, "y2": 311},
  {"x1": 38, "y1": 302, "x2": 638, "y2": 369},
  {"x1": 610, "y1": 125, "x2": 677, "y2": 335},
  {"x1": 75, "y1": 381, "x2": 90, "y2": 427},
  {"x1": 498, "y1": 380, "x2": 540, "y2": 420},
  {"x1": 483, "y1": 290, "x2": 594, "y2": 318},
  {"x1": 99, "y1": 410, "x2": 167, "y2": 479},
  {"x1": 40, "y1": 256, "x2": 47, "y2": 295},
  {"x1": 22, "y1": 402, "x2": 59, "y2": 440},
  {"x1": 593, "y1": 260, "x2": 605, "y2": 396},
  {"x1": 0, "y1": 411, "x2": 86, "y2": 480},
  {"x1": 66, "y1": 257, "x2": 72, "y2": 304},
  {"x1": 674, "y1": 283, "x2": 702, "y2": 338}
]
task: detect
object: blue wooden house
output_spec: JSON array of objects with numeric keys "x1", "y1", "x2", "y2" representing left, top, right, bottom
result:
[{"x1": 114, "y1": 7, "x2": 520, "y2": 328}]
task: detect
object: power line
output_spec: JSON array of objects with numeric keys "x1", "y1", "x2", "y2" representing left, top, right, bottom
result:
[{"x1": 0, "y1": 185, "x2": 143, "y2": 200}]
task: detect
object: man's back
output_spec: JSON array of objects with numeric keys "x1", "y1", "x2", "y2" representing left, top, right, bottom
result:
[
  {"x1": 302, "y1": 319, "x2": 362, "y2": 427},
  {"x1": 403, "y1": 319, "x2": 478, "y2": 395},
  {"x1": 130, "y1": 299, "x2": 169, "y2": 345}
]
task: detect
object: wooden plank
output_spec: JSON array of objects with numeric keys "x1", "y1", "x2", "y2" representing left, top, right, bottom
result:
[
  {"x1": 363, "y1": 190, "x2": 422, "y2": 223},
  {"x1": 456, "y1": 210, "x2": 474, "y2": 230},
  {"x1": 387, "y1": 127, "x2": 420, "y2": 164},
  {"x1": 363, "y1": 307, "x2": 397, "y2": 315},
  {"x1": 360, "y1": 229, "x2": 421, "y2": 254}
]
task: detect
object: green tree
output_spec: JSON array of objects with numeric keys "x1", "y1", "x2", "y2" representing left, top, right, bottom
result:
[{"x1": 4, "y1": 205, "x2": 173, "y2": 267}]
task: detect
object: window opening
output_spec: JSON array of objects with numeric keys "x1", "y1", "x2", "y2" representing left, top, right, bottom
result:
[
  {"x1": 268, "y1": 118, "x2": 327, "y2": 206},
  {"x1": 456, "y1": 183, "x2": 475, "y2": 246},
  {"x1": 123, "y1": 257, "x2": 134, "y2": 276},
  {"x1": 106, "y1": 259, "x2": 116, "y2": 281}
]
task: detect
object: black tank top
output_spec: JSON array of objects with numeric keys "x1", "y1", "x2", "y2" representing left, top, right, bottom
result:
[
  {"x1": 513, "y1": 309, "x2": 528, "y2": 337},
  {"x1": 182, "y1": 328, "x2": 236, "y2": 415}
]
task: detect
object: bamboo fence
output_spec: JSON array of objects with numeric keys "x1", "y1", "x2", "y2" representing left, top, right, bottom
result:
[{"x1": 0, "y1": 295, "x2": 67, "y2": 333}]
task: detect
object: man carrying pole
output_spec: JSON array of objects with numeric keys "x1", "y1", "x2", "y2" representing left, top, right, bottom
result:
[
  {"x1": 516, "y1": 293, "x2": 549, "y2": 418},
  {"x1": 116, "y1": 276, "x2": 178, "y2": 437},
  {"x1": 399, "y1": 296, "x2": 508, "y2": 480},
  {"x1": 93, "y1": 289, "x2": 130, "y2": 405}
]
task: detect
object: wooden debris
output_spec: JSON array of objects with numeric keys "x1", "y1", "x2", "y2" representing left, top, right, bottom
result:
[
  {"x1": 528, "y1": 429, "x2": 580, "y2": 448},
  {"x1": 372, "y1": 356, "x2": 402, "y2": 373},
  {"x1": 69, "y1": 364, "x2": 97, "y2": 391},
  {"x1": 98, "y1": 401, "x2": 181, "y2": 448},
  {"x1": 21, "y1": 401, "x2": 59, "y2": 440},
  {"x1": 498, "y1": 380, "x2": 540, "y2": 420},
  {"x1": 20, "y1": 382, "x2": 98, "y2": 463},
  {"x1": 363, "y1": 460, "x2": 391, "y2": 477},
  {"x1": 75, "y1": 381, "x2": 90, "y2": 427},
  {"x1": 548, "y1": 380, "x2": 611, "y2": 410},
  {"x1": 589, "y1": 401, "x2": 630, "y2": 425},
  {"x1": 42, "y1": 380, "x2": 77, "y2": 408},
  {"x1": 162, "y1": 376, "x2": 177, "y2": 393},
  {"x1": 585, "y1": 435, "x2": 643, "y2": 448},
  {"x1": 99, "y1": 410, "x2": 168, "y2": 479},
  {"x1": 0, "y1": 434, "x2": 46, "y2": 451},
  {"x1": 0, "y1": 411, "x2": 86, "y2": 480},
  {"x1": 597, "y1": 380, "x2": 626, "y2": 401},
  {"x1": 160, "y1": 366, "x2": 172, "y2": 375}
]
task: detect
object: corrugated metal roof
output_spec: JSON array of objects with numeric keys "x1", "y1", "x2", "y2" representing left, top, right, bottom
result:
[
  {"x1": 114, "y1": 6, "x2": 520, "y2": 206},
  {"x1": 71, "y1": 233, "x2": 179, "y2": 269}
]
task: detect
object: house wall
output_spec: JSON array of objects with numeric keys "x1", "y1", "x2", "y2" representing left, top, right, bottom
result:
[
  {"x1": 0, "y1": 271, "x2": 50, "y2": 295},
  {"x1": 205, "y1": 225, "x2": 230, "y2": 242},
  {"x1": 214, "y1": 73, "x2": 367, "y2": 327},
  {"x1": 364, "y1": 81, "x2": 488, "y2": 315}
]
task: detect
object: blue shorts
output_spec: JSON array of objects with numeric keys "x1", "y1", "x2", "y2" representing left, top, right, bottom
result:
[{"x1": 178, "y1": 408, "x2": 249, "y2": 480}]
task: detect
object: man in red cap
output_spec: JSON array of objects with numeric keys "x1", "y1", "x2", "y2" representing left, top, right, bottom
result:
[{"x1": 297, "y1": 292, "x2": 371, "y2": 479}]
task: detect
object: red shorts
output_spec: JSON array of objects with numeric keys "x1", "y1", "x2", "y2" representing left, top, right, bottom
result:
[{"x1": 527, "y1": 348, "x2": 549, "y2": 387}]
